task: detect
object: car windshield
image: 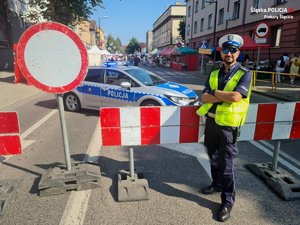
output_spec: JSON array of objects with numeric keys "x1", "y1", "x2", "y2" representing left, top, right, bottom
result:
[{"x1": 125, "y1": 68, "x2": 167, "y2": 86}]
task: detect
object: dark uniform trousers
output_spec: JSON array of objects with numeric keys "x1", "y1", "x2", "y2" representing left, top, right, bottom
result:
[{"x1": 204, "y1": 116, "x2": 238, "y2": 208}]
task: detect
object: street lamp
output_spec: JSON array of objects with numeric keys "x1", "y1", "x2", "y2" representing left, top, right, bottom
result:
[{"x1": 98, "y1": 16, "x2": 108, "y2": 49}]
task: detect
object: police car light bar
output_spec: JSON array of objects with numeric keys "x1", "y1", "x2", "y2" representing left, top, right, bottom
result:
[{"x1": 104, "y1": 61, "x2": 118, "y2": 67}]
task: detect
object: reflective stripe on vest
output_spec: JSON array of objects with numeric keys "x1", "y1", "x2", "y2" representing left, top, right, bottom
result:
[{"x1": 197, "y1": 68, "x2": 251, "y2": 127}]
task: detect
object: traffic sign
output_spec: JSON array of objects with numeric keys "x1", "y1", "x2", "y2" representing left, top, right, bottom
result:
[
  {"x1": 199, "y1": 48, "x2": 212, "y2": 54},
  {"x1": 255, "y1": 22, "x2": 270, "y2": 38},
  {"x1": 17, "y1": 22, "x2": 88, "y2": 94}
]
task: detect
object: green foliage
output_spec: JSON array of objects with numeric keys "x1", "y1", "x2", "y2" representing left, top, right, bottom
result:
[
  {"x1": 125, "y1": 37, "x2": 140, "y2": 54},
  {"x1": 178, "y1": 19, "x2": 186, "y2": 42},
  {"x1": 30, "y1": 0, "x2": 104, "y2": 26},
  {"x1": 106, "y1": 34, "x2": 124, "y2": 54}
]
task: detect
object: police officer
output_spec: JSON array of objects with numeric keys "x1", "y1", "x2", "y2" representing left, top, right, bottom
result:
[{"x1": 197, "y1": 34, "x2": 252, "y2": 222}]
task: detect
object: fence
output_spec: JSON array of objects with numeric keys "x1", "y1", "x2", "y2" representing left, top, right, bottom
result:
[
  {"x1": 252, "y1": 70, "x2": 300, "y2": 93},
  {"x1": 100, "y1": 104, "x2": 300, "y2": 200}
]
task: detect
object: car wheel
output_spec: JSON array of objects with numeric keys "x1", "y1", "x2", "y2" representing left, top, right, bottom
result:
[
  {"x1": 63, "y1": 92, "x2": 81, "y2": 112},
  {"x1": 140, "y1": 100, "x2": 161, "y2": 106}
]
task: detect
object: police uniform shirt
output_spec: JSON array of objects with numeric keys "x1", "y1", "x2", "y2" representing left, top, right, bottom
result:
[{"x1": 202, "y1": 62, "x2": 251, "y2": 114}]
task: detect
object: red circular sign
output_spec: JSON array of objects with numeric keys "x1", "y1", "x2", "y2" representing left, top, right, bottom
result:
[
  {"x1": 17, "y1": 22, "x2": 88, "y2": 93},
  {"x1": 255, "y1": 22, "x2": 270, "y2": 39}
]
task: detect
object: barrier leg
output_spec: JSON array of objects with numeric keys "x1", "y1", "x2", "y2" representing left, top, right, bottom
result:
[
  {"x1": 271, "y1": 140, "x2": 280, "y2": 171},
  {"x1": 246, "y1": 140, "x2": 300, "y2": 200},
  {"x1": 117, "y1": 147, "x2": 149, "y2": 202}
]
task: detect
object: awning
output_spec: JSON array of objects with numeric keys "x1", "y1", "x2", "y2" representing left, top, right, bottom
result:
[
  {"x1": 171, "y1": 46, "x2": 198, "y2": 55},
  {"x1": 159, "y1": 48, "x2": 175, "y2": 56}
]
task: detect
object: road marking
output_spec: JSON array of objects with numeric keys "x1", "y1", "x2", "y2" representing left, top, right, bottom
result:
[
  {"x1": 21, "y1": 109, "x2": 57, "y2": 139},
  {"x1": 249, "y1": 141, "x2": 300, "y2": 176},
  {"x1": 259, "y1": 140, "x2": 300, "y2": 167},
  {"x1": 59, "y1": 121, "x2": 101, "y2": 225}
]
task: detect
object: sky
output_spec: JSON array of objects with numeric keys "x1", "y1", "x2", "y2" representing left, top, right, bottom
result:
[{"x1": 90, "y1": 0, "x2": 184, "y2": 45}]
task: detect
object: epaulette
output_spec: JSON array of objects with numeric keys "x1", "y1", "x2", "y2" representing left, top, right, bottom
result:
[{"x1": 239, "y1": 66, "x2": 249, "y2": 72}]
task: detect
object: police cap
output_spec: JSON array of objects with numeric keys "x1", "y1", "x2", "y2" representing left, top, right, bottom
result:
[{"x1": 218, "y1": 34, "x2": 244, "y2": 49}]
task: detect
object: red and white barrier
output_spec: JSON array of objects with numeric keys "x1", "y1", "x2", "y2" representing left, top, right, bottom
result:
[
  {"x1": 0, "y1": 112, "x2": 22, "y2": 155},
  {"x1": 100, "y1": 102, "x2": 300, "y2": 146}
]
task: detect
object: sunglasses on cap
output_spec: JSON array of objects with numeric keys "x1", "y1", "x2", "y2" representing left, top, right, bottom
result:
[{"x1": 222, "y1": 48, "x2": 239, "y2": 54}]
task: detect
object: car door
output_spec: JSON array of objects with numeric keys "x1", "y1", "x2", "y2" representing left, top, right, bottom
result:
[
  {"x1": 100, "y1": 69, "x2": 137, "y2": 107},
  {"x1": 76, "y1": 68, "x2": 104, "y2": 109}
]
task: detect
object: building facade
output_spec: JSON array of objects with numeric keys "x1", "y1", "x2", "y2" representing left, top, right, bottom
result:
[
  {"x1": 186, "y1": 0, "x2": 300, "y2": 63},
  {"x1": 152, "y1": 2, "x2": 186, "y2": 50},
  {"x1": 0, "y1": 0, "x2": 28, "y2": 71}
]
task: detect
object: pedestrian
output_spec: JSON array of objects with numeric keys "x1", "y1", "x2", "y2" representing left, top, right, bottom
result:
[
  {"x1": 242, "y1": 54, "x2": 250, "y2": 69},
  {"x1": 289, "y1": 54, "x2": 299, "y2": 85},
  {"x1": 275, "y1": 53, "x2": 289, "y2": 83},
  {"x1": 196, "y1": 34, "x2": 252, "y2": 222}
]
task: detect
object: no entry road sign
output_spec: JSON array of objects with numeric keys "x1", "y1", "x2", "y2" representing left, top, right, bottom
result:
[{"x1": 17, "y1": 22, "x2": 88, "y2": 93}]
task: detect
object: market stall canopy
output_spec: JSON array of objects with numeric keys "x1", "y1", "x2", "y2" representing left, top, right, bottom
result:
[
  {"x1": 159, "y1": 48, "x2": 174, "y2": 57},
  {"x1": 171, "y1": 46, "x2": 198, "y2": 55},
  {"x1": 99, "y1": 49, "x2": 112, "y2": 55},
  {"x1": 216, "y1": 35, "x2": 270, "y2": 51},
  {"x1": 88, "y1": 46, "x2": 102, "y2": 54}
]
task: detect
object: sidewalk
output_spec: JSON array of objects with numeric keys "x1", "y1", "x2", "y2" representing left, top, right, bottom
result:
[{"x1": 0, "y1": 71, "x2": 41, "y2": 109}]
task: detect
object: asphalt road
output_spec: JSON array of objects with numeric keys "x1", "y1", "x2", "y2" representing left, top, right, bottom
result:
[{"x1": 0, "y1": 68, "x2": 299, "y2": 225}]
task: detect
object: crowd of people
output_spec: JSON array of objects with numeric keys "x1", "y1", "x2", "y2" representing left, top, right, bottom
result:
[{"x1": 275, "y1": 53, "x2": 300, "y2": 84}]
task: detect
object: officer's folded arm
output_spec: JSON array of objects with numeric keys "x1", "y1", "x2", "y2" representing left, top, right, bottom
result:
[
  {"x1": 201, "y1": 92, "x2": 223, "y2": 103},
  {"x1": 214, "y1": 90, "x2": 242, "y2": 103}
]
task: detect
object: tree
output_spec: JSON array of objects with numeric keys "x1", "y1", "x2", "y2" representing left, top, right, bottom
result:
[
  {"x1": 125, "y1": 37, "x2": 140, "y2": 54},
  {"x1": 178, "y1": 18, "x2": 186, "y2": 42},
  {"x1": 24, "y1": 0, "x2": 104, "y2": 26},
  {"x1": 105, "y1": 34, "x2": 123, "y2": 54}
]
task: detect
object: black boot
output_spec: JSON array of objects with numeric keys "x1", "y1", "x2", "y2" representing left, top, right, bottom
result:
[
  {"x1": 201, "y1": 185, "x2": 222, "y2": 195},
  {"x1": 218, "y1": 206, "x2": 232, "y2": 222}
]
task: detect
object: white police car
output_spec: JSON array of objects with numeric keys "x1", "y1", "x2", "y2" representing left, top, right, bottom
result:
[{"x1": 63, "y1": 63, "x2": 199, "y2": 112}]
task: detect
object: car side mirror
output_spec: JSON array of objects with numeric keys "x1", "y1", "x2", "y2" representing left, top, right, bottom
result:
[{"x1": 120, "y1": 82, "x2": 131, "y2": 89}]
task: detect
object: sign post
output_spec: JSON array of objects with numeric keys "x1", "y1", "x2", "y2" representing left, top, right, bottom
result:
[
  {"x1": 17, "y1": 22, "x2": 88, "y2": 171},
  {"x1": 17, "y1": 22, "x2": 100, "y2": 196}
]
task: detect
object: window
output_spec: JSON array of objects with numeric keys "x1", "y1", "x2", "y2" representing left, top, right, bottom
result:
[
  {"x1": 271, "y1": 26, "x2": 282, "y2": 47},
  {"x1": 85, "y1": 69, "x2": 104, "y2": 83},
  {"x1": 218, "y1": 8, "x2": 224, "y2": 24},
  {"x1": 188, "y1": 6, "x2": 191, "y2": 17},
  {"x1": 194, "y1": 21, "x2": 198, "y2": 34},
  {"x1": 202, "y1": 0, "x2": 205, "y2": 8},
  {"x1": 106, "y1": 70, "x2": 131, "y2": 86},
  {"x1": 274, "y1": 0, "x2": 287, "y2": 5},
  {"x1": 195, "y1": 0, "x2": 199, "y2": 13},
  {"x1": 200, "y1": 18, "x2": 204, "y2": 31},
  {"x1": 233, "y1": 1, "x2": 240, "y2": 20},
  {"x1": 208, "y1": 14, "x2": 213, "y2": 29},
  {"x1": 187, "y1": 24, "x2": 190, "y2": 35},
  {"x1": 253, "y1": 0, "x2": 260, "y2": 8}
]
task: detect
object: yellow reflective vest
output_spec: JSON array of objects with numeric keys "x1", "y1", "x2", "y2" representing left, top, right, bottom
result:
[{"x1": 196, "y1": 68, "x2": 251, "y2": 127}]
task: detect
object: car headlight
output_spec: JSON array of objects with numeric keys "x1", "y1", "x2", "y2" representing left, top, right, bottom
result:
[{"x1": 166, "y1": 95, "x2": 188, "y2": 103}]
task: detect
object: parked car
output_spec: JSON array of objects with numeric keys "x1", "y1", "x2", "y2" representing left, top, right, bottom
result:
[{"x1": 63, "y1": 62, "x2": 199, "y2": 112}]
